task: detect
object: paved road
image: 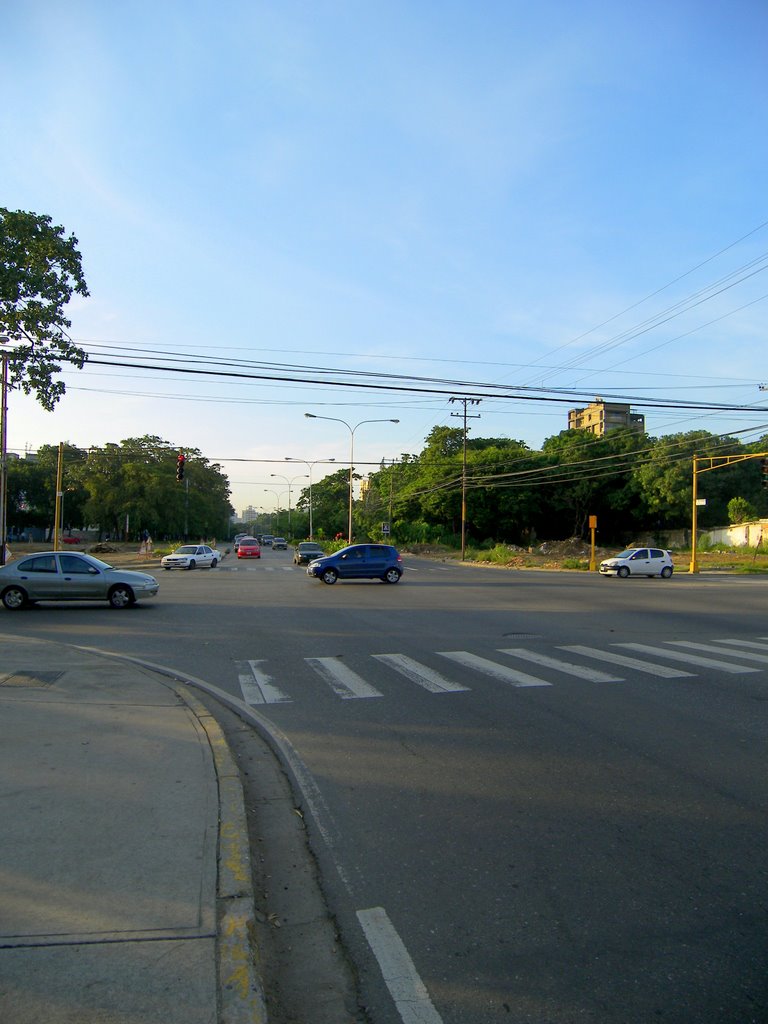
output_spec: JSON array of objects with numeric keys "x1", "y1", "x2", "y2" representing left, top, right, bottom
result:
[{"x1": 6, "y1": 552, "x2": 768, "y2": 1023}]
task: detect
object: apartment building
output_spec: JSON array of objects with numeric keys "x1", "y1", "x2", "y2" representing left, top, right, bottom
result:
[{"x1": 568, "y1": 398, "x2": 645, "y2": 436}]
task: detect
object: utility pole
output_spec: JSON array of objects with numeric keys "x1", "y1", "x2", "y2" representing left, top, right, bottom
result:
[
  {"x1": 0, "y1": 337, "x2": 8, "y2": 565},
  {"x1": 449, "y1": 397, "x2": 481, "y2": 561}
]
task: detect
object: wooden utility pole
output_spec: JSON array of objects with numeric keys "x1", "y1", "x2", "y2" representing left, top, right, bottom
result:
[{"x1": 450, "y1": 397, "x2": 481, "y2": 561}]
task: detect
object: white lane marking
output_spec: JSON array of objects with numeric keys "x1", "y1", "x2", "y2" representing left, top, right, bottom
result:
[
  {"x1": 666, "y1": 640, "x2": 768, "y2": 665},
  {"x1": 437, "y1": 651, "x2": 550, "y2": 687},
  {"x1": 235, "y1": 660, "x2": 292, "y2": 704},
  {"x1": 559, "y1": 645, "x2": 693, "y2": 678},
  {"x1": 357, "y1": 907, "x2": 444, "y2": 1024},
  {"x1": 498, "y1": 647, "x2": 622, "y2": 682},
  {"x1": 305, "y1": 657, "x2": 383, "y2": 699},
  {"x1": 372, "y1": 654, "x2": 470, "y2": 693},
  {"x1": 616, "y1": 643, "x2": 759, "y2": 674}
]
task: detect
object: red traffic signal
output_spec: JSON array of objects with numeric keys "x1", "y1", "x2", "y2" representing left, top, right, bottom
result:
[{"x1": 176, "y1": 452, "x2": 186, "y2": 481}]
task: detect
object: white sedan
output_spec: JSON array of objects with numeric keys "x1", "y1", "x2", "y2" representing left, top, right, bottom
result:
[
  {"x1": 599, "y1": 547, "x2": 673, "y2": 578},
  {"x1": 161, "y1": 544, "x2": 222, "y2": 570}
]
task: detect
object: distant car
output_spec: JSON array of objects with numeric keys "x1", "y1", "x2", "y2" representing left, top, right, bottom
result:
[
  {"x1": 0, "y1": 551, "x2": 159, "y2": 610},
  {"x1": 61, "y1": 536, "x2": 82, "y2": 544},
  {"x1": 599, "y1": 547, "x2": 673, "y2": 578},
  {"x1": 237, "y1": 537, "x2": 261, "y2": 559},
  {"x1": 161, "y1": 544, "x2": 222, "y2": 570},
  {"x1": 272, "y1": 537, "x2": 288, "y2": 551},
  {"x1": 293, "y1": 541, "x2": 325, "y2": 565},
  {"x1": 261, "y1": 535, "x2": 274, "y2": 547},
  {"x1": 306, "y1": 543, "x2": 403, "y2": 585}
]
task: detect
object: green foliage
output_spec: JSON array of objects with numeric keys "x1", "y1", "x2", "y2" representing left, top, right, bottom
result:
[
  {"x1": 727, "y1": 496, "x2": 757, "y2": 524},
  {"x1": 0, "y1": 208, "x2": 89, "y2": 410},
  {"x1": 8, "y1": 436, "x2": 233, "y2": 539}
]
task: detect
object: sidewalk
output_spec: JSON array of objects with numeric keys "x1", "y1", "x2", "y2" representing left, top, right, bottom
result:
[{"x1": 0, "y1": 634, "x2": 266, "y2": 1024}]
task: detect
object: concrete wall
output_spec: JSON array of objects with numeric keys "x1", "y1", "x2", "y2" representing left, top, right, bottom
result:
[{"x1": 700, "y1": 520, "x2": 768, "y2": 547}]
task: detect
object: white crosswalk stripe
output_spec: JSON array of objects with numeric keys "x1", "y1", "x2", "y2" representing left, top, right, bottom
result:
[
  {"x1": 305, "y1": 656, "x2": 384, "y2": 699},
  {"x1": 616, "y1": 643, "x2": 759, "y2": 673},
  {"x1": 233, "y1": 636, "x2": 768, "y2": 706},
  {"x1": 437, "y1": 651, "x2": 551, "y2": 687},
  {"x1": 559, "y1": 645, "x2": 693, "y2": 678},
  {"x1": 666, "y1": 640, "x2": 768, "y2": 665},
  {"x1": 714, "y1": 638, "x2": 768, "y2": 652},
  {"x1": 498, "y1": 647, "x2": 623, "y2": 682},
  {"x1": 235, "y1": 659, "x2": 292, "y2": 704},
  {"x1": 372, "y1": 654, "x2": 469, "y2": 693}
]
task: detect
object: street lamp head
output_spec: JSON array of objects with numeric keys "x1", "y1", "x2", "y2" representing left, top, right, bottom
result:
[
  {"x1": 390, "y1": 419, "x2": 400, "y2": 423},
  {"x1": 304, "y1": 413, "x2": 317, "y2": 419}
]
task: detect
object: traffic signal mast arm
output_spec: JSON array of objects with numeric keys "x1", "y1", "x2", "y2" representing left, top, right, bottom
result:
[{"x1": 690, "y1": 451, "x2": 768, "y2": 573}]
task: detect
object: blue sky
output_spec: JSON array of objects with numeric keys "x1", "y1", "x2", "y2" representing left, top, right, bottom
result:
[{"x1": 2, "y1": 1, "x2": 767, "y2": 516}]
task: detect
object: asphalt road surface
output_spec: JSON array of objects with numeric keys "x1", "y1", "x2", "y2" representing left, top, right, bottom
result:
[{"x1": 5, "y1": 550, "x2": 768, "y2": 1024}]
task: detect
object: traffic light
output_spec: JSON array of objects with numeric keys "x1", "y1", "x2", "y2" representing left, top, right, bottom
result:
[
  {"x1": 762, "y1": 458, "x2": 768, "y2": 489},
  {"x1": 176, "y1": 452, "x2": 186, "y2": 481}
]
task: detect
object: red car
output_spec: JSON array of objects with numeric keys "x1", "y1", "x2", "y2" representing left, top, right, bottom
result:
[{"x1": 236, "y1": 537, "x2": 261, "y2": 559}]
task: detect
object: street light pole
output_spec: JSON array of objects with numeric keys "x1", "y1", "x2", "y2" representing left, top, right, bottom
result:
[
  {"x1": 284, "y1": 457, "x2": 335, "y2": 540},
  {"x1": 270, "y1": 473, "x2": 308, "y2": 539},
  {"x1": 263, "y1": 488, "x2": 289, "y2": 534},
  {"x1": 304, "y1": 414, "x2": 399, "y2": 543}
]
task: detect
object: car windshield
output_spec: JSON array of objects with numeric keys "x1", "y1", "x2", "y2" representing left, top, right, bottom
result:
[
  {"x1": 81, "y1": 554, "x2": 114, "y2": 570},
  {"x1": 175, "y1": 546, "x2": 199, "y2": 554},
  {"x1": 614, "y1": 549, "x2": 636, "y2": 559}
]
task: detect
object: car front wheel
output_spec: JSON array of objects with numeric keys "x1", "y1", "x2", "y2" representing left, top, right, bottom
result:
[
  {"x1": 617, "y1": 566, "x2": 630, "y2": 578},
  {"x1": 383, "y1": 568, "x2": 402, "y2": 584},
  {"x1": 661, "y1": 566, "x2": 673, "y2": 578},
  {"x1": 109, "y1": 585, "x2": 135, "y2": 609},
  {"x1": 187, "y1": 560, "x2": 196, "y2": 570},
  {"x1": 2, "y1": 586, "x2": 29, "y2": 610},
  {"x1": 210, "y1": 558, "x2": 218, "y2": 568},
  {"x1": 321, "y1": 568, "x2": 338, "y2": 585}
]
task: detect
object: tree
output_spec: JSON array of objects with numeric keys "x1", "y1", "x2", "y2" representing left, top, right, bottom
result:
[
  {"x1": 0, "y1": 208, "x2": 89, "y2": 410},
  {"x1": 81, "y1": 436, "x2": 233, "y2": 539},
  {"x1": 727, "y1": 497, "x2": 757, "y2": 525},
  {"x1": 302, "y1": 468, "x2": 354, "y2": 539}
]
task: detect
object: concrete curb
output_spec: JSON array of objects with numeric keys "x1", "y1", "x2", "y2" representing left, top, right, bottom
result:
[{"x1": 175, "y1": 687, "x2": 268, "y2": 1024}]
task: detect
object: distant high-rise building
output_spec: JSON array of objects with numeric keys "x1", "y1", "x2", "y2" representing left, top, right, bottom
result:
[{"x1": 568, "y1": 398, "x2": 644, "y2": 436}]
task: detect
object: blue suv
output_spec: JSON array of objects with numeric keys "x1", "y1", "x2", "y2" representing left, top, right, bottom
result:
[{"x1": 306, "y1": 543, "x2": 403, "y2": 585}]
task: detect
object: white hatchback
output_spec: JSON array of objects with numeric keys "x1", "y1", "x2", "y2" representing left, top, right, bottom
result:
[{"x1": 599, "y1": 547, "x2": 673, "y2": 579}]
